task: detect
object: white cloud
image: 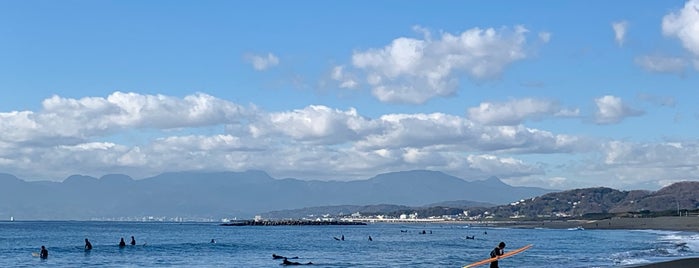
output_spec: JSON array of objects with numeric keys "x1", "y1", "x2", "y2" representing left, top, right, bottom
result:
[
  {"x1": 245, "y1": 52, "x2": 280, "y2": 71},
  {"x1": 612, "y1": 21, "x2": 628, "y2": 47},
  {"x1": 467, "y1": 98, "x2": 579, "y2": 125},
  {"x1": 594, "y1": 95, "x2": 644, "y2": 124},
  {"x1": 330, "y1": 65, "x2": 359, "y2": 89},
  {"x1": 538, "y1": 32, "x2": 552, "y2": 43},
  {"x1": 350, "y1": 25, "x2": 532, "y2": 104},
  {"x1": 634, "y1": 55, "x2": 687, "y2": 74},
  {"x1": 662, "y1": 0, "x2": 699, "y2": 67},
  {"x1": 466, "y1": 154, "x2": 542, "y2": 177},
  {"x1": 249, "y1": 105, "x2": 375, "y2": 144}
]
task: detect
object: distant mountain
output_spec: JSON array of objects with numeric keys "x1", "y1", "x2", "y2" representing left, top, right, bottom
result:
[
  {"x1": 475, "y1": 182, "x2": 699, "y2": 219},
  {"x1": 0, "y1": 170, "x2": 553, "y2": 220}
]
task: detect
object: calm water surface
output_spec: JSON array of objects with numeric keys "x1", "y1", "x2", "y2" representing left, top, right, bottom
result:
[{"x1": 0, "y1": 221, "x2": 698, "y2": 267}]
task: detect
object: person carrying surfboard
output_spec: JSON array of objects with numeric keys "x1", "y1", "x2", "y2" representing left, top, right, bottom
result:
[{"x1": 489, "y1": 242, "x2": 506, "y2": 268}]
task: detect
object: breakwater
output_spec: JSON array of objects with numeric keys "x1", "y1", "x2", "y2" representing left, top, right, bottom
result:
[{"x1": 220, "y1": 220, "x2": 367, "y2": 226}]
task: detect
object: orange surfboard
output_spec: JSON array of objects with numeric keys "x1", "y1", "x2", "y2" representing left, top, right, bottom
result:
[{"x1": 463, "y1": 244, "x2": 532, "y2": 268}]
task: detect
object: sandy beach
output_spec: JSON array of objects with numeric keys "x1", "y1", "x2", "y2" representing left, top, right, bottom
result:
[{"x1": 492, "y1": 216, "x2": 699, "y2": 232}]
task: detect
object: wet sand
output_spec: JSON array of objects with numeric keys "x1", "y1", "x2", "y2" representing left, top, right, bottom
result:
[{"x1": 630, "y1": 258, "x2": 699, "y2": 268}]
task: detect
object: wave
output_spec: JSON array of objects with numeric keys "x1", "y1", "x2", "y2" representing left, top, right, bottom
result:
[{"x1": 610, "y1": 232, "x2": 699, "y2": 266}]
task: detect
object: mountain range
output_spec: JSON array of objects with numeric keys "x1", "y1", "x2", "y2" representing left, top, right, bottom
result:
[{"x1": 0, "y1": 170, "x2": 552, "y2": 220}]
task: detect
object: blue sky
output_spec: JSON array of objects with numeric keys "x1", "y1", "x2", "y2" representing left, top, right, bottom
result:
[{"x1": 1, "y1": 0, "x2": 698, "y2": 190}]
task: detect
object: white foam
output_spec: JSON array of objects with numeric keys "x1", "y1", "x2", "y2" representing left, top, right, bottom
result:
[{"x1": 618, "y1": 258, "x2": 651, "y2": 266}]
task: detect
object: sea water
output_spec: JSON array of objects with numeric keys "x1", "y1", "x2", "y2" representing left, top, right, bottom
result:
[{"x1": 0, "y1": 221, "x2": 697, "y2": 267}]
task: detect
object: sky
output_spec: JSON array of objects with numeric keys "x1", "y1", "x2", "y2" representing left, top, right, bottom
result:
[{"x1": 1, "y1": 0, "x2": 698, "y2": 190}]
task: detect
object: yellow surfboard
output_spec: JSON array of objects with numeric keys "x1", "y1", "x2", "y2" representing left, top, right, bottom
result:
[{"x1": 463, "y1": 244, "x2": 532, "y2": 268}]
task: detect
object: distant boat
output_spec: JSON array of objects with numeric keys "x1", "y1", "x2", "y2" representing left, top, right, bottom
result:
[
  {"x1": 568, "y1": 226, "x2": 584, "y2": 231},
  {"x1": 10, "y1": 216, "x2": 13, "y2": 222}
]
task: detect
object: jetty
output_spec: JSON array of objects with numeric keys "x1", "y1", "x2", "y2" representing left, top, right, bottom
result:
[{"x1": 220, "y1": 219, "x2": 366, "y2": 226}]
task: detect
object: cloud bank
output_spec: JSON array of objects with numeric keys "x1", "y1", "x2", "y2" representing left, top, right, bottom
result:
[{"x1": 2, "y1": 91, "x2": 693, "y2": 190}]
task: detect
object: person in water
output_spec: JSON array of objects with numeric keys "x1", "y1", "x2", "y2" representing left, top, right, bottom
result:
[
  {"x1": 282, "y1": 258, "x2": 312, "y2": 265},
  {"x1": 119, "y1": 238, "x2": 126, "y2": 247},
  {"x1": 368, "y1": 235, "x2": 373, "y2": 241},
  {"x1": 39, "y1": 246, "x2": 48, "y2": 259},
  {"x1": 489, "y1": 242, "x2": 506, "y2": 268},
  {"x1": 130, "y1": 236, "x2": 136, "y2": 246},
  {"x1": 85, "y1": 238, "x2": 93, "y2": 250}
]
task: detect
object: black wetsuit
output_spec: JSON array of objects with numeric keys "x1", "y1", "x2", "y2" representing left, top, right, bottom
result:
[
  {"x1": 119, "y1": 239, "x2": 126, "y2": 247},
  {"x1": 490, "y1": 247, "x2": 503, "y2": 268},
  {"x1": 39, "y1": 247, "x2": 48, "y2": 259},
  {"x1": 283, "y1": 258, "x2": 312, "y2": 265},
  {"x1": 85, "y1": 240, "x2": 93, "y2": 250}
]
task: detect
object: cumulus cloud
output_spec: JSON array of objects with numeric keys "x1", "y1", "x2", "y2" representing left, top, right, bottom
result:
[
  {"x1": 467, "y1": 98, "x2": 579, "y2": 125},
  {"x1": 612, "y1": 21, "x2": 628, "y2": 47},
  {"x1": 245, "y1": 52, "x2": 280, "y2": 71},
  {"x1": 330, "y1": 65, "x2": 359, "y2": 89},
  {"x1": 662, "y1": 0, "x2": 699, "y2": 67},
  {"x1": 634, "y1": 55, "x2": 687, "y2": 74},
  {"x1": 594, "y1": 95, "x2": 644, "y2": 124},
  {"x1": 249, "y1": 105, "x2": 376, "y2": 144},
  {"x1": 350, "y1": 25, "x2": 532, "y2": 104}
]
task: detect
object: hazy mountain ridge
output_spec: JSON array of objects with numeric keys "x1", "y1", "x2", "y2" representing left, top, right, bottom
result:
[
  {"x1": 479, "y1": 182, "x2": 699, "y2": 219},
  {"x1": 0, "y1": 170, "x2": 551, "y2": 220}
]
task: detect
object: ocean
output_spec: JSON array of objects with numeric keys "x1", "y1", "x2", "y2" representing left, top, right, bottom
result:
[{"x1": 0, "y1": 221, "x2": 697, "y2": 267}]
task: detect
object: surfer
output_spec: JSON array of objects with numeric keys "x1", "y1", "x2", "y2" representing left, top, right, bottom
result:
[
  {"x1": 119, "y1": 238, "x2": 126, "y2": 247},
  {"x1": 282, "y1": 257, "x2": 313, "y2": 265},
  {"x1": 489, "y1": 242, "x2": 506, "y2": 268},
  {"x1": 130, "y1": 236, "x2": 136, "y2": 246},
  {"x1": 368, "y1": 235, "x2": 373, "y2": 241},
  {"x1": 85, "y1": 238, "x2": 93, "y2": 250},
  {"x1": 341, "y1": 235, "x2": 344, "y2": 241},
  {"x1": 211, "y1": 239, "x2": 216, "y2": 243},
  {"x1": 39, "y1": 246, "x2": 48, "y2": 259}
]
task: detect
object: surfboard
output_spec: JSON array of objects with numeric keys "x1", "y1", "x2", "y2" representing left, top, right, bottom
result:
[
  {"x1": 31, "y1": 252, "x2": 39, "y2": 257},
  {"x1": 463, "y1": 244, "x2": 532, "y2": 268}
]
